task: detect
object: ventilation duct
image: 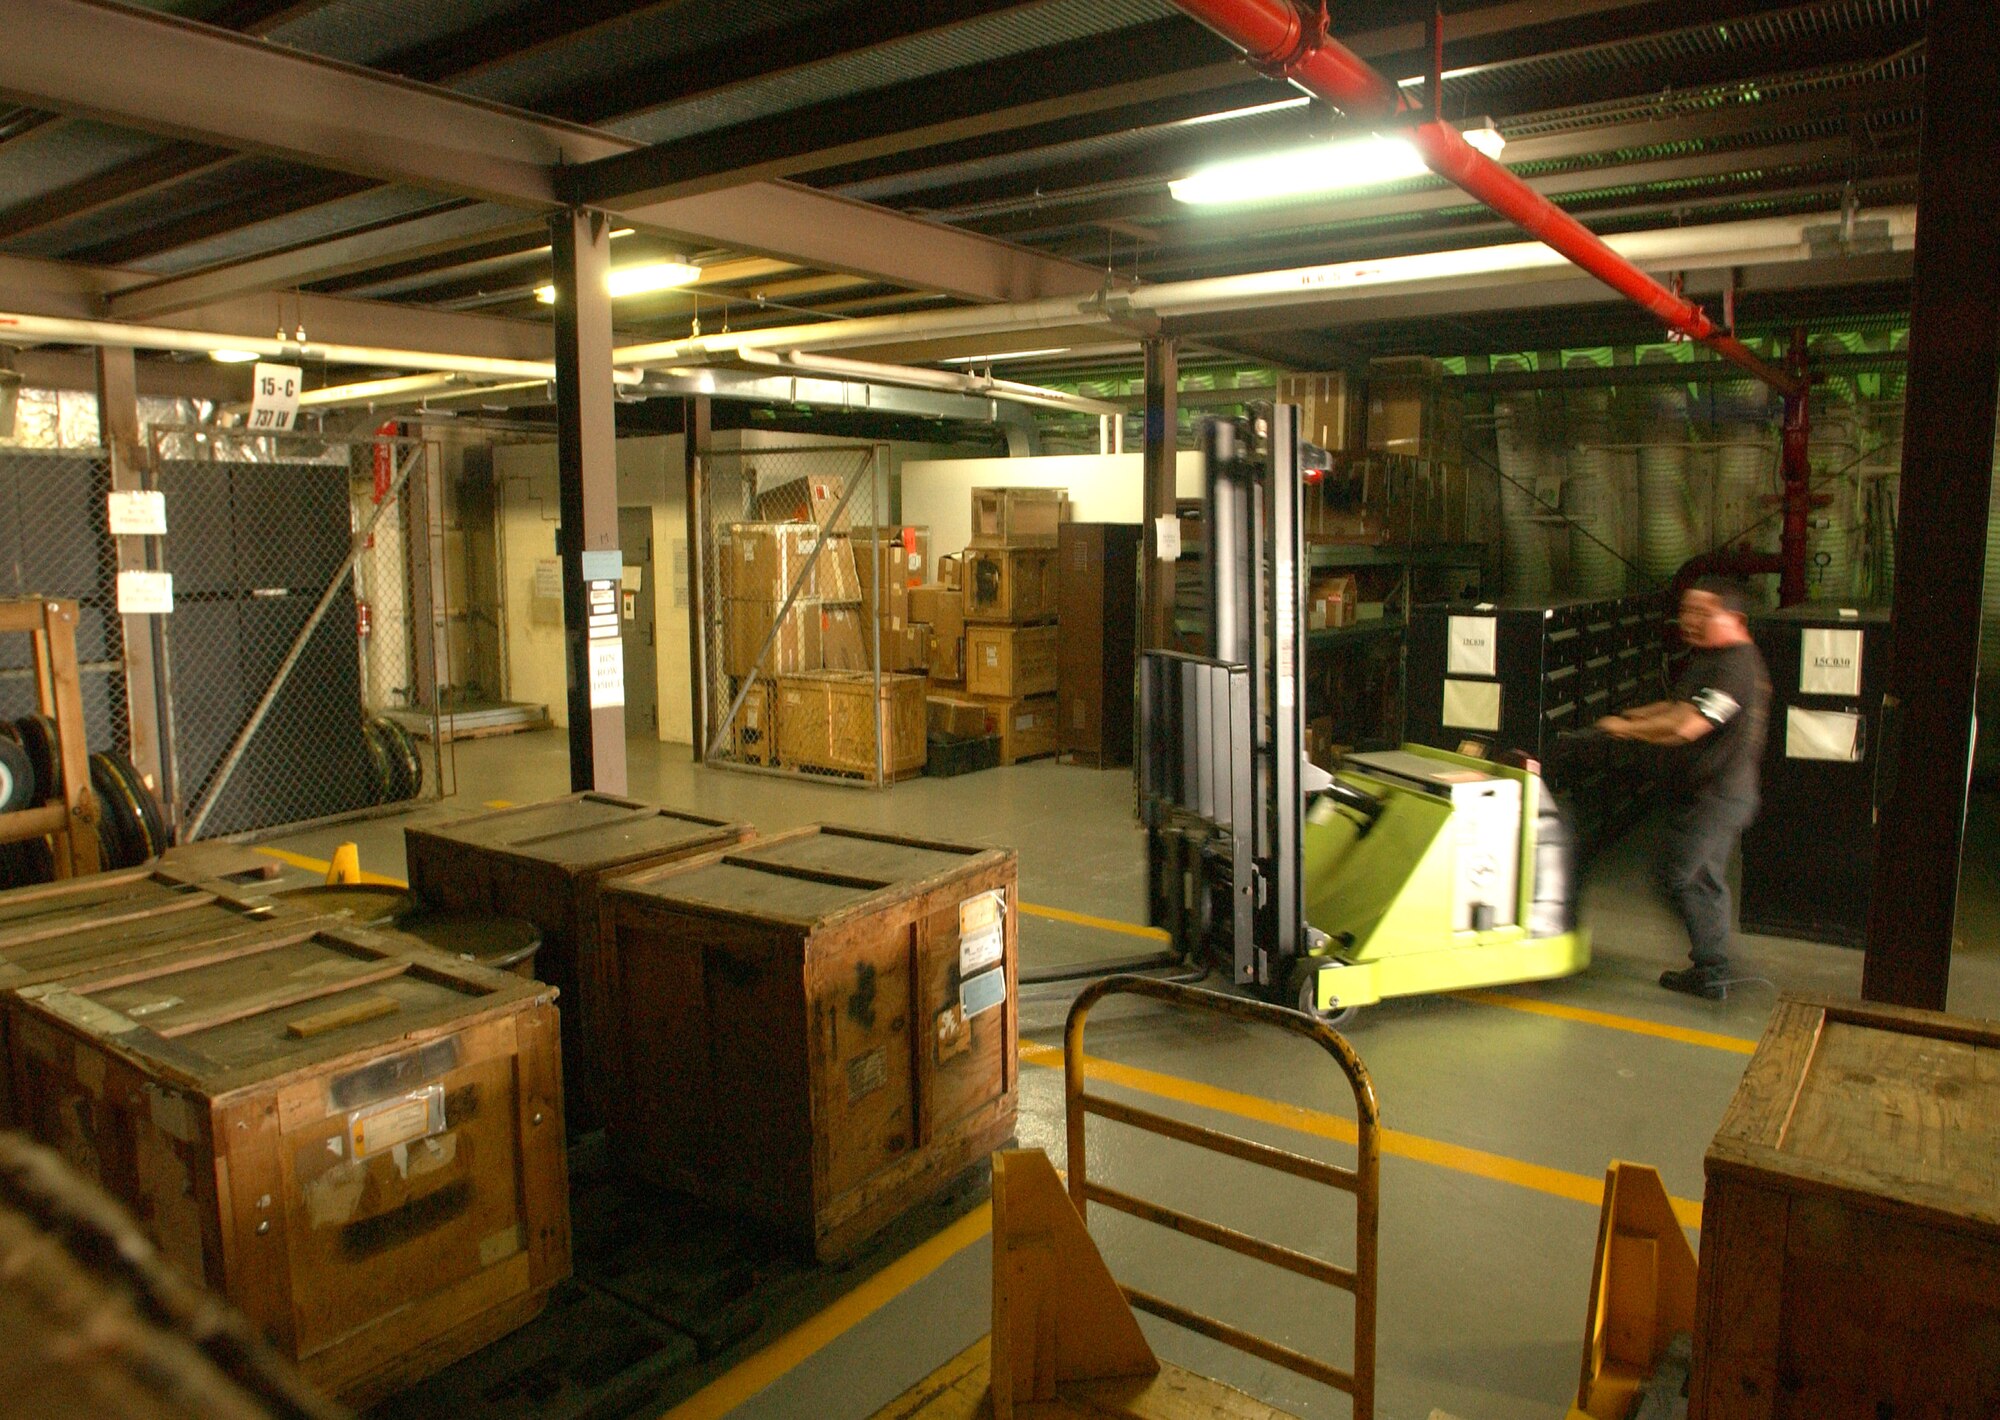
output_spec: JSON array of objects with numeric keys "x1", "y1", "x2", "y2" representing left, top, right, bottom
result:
[
  {"x1": 1636, "y1": 349, "x2": 1694, "y2": 585},
  {"x1": 1806, "y1": 336, "x2": 1861, "y2": 601},
  {"x1": 1564, "y1": 358, "x2": 1623, "y2": 597},
  {"x1": 1491, "y1": 355, "x2": 1552, "y2": 598}
]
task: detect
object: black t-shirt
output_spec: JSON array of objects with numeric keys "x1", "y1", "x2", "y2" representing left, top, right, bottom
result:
[{"x1": 1670, "y1": 642, "x2": 1770, "y2": 802}]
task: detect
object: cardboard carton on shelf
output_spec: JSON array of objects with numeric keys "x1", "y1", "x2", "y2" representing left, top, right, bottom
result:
[{"x1": 723, "y1": 597, "x2": 824, "y2": 677}]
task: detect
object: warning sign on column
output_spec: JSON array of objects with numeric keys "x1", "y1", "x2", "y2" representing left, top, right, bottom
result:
[{"x1": 588, "y1": 639, "x2": 624, "y2": 708}]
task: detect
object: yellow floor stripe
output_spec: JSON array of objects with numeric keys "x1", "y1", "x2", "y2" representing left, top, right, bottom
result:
[
  {"x1": 484, "y1": 799, "x2": 515, "y2": 809},
  {"x1": 1018, "y1": 901, "x2": 1170, "y2": 942},
  {"x1": 658, "y1": 1204, "x2": 992, "y2": 1420},
  {"x1": 254, "y1": 846, "x2": 405, "y2": 887},
  {"x1": 1019, "y1": 1040, "x2": 1701, "y2": 1230},
  {"x1": 1459, "y1": 990, "x2": 1757, "y2": 1056}
]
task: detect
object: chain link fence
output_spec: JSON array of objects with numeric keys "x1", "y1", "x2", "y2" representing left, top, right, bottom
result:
[
  {"x1": 0, "y1": 448, "x2": 128, "y2": 756},
  {"x1": 149, "y1": 426, "x2": 448, "y2": 839},
  {"x1": 699, "y1": 444, "x2": 925, "y2": 786}
]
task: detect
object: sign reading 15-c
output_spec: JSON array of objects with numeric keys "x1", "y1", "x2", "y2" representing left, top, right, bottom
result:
[{"x1": 248, "y1": 362, "x2": 304, "y2": 432}]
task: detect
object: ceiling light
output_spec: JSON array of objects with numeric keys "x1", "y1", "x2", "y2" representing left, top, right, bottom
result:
[
  {"x1": 1169, "y1": 126, "x2": 1505, "y2": 206},
  {"x1": 209, "y1": 348, "x2": 260, "y2": 363},
  {"x1": 535, "y1": 259, "x2": 702, "y2": 304},
  {"x1": 939, "y1": 347, "x2": 1072, "y2": 364}
]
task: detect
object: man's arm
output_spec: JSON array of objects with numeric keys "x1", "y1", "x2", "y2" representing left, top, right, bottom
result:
[{"x1": 1597, "y1": 700, "x2": 1714, "y2": 745}]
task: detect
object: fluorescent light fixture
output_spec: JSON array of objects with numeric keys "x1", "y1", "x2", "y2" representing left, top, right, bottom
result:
[
  {"x1": 536, "y1": 259, "x2": 702, "y2": 304},
  {"x1": 939, "y1": 347, "x2": 1071, "y2": 364},
  {"x1": 1170, "y1": 126, "x2": 1504, "y2": 206},
  {"x1": 209, "y1": 349, "x2": 260, "y2": 363},
  {"x1": 1176, "y1": 96, "x2": 1311, "y2": 128}
]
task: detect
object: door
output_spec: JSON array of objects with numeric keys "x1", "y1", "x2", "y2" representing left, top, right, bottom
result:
[{"x1": 618, "y1": 507, "x2": 659, "y2": 739}]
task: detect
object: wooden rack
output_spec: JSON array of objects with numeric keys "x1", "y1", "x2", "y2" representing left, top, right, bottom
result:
[{"x1": 0, "y1": 598, "x2": 99, "y2": 878}]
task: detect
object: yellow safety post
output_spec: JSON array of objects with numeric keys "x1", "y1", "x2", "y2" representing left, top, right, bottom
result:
[
  {"x1": 324, "y1": 842, "x2": 362, "y2": 885},
  {"x1": 1567, "y1": 1161, "x2": 1698, "y2": 1420}
]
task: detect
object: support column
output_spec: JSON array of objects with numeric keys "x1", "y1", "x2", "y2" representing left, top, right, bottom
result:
[
  {"x1": 1862, "y1": 0, "x2": 2000, "y2": 1010},
  {"x1": 1141, "y1": 337, "x2": 1179, "y2": 652},
  {"x1": 682, "y1": 395, "x2": 711, "y2": 760},
  {"x1": 550, "y1": 207, "x2": 626, "y2": 794},
  {"x1": 94, "y1": 345, "x2": 167, "y2": 798}
]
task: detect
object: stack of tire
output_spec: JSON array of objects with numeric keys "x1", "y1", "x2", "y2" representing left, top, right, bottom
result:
[
  {"x1": 361, "y1": 714, "x2": 424, "y2": 807},
  {"x1": 0, "y1": 715, "x2": 170, "y2": 889}
]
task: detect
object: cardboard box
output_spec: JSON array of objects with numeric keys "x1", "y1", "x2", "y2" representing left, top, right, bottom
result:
[
  {"x1": 720, "y1": 523, "x2": 825, "y2": 602},
  {"x1": 965, "y1": 623, "x2": 1058, "y2": 698},
  {"x1": 912, "y1": 583, "x2": 966, "y2": 681},
  {"x1": 963, "y1": 546, "x2": 1059, "y2": 624},
  {"x1": 927, "y1": 694, "x2": 992, "y2": 740},
  {"x1": 970, "y1": 487, "x2": 1070, "y2": 547},
  {"x1": 1307, "y1": 574, "x2": 1359, "y2": 631},
  {"x1": 752, "y1": 474, "x2": 847, "y2": 530},
  {"x1": 894, "y1": 622, "x2": 930, "y2": 673},
  {"x1": 724, "y1": 597, "x2": 823, "y2": 677},
  {"x1": 853, "y1": 539, "x2": 909, "y2": 624},
  {"x1": 816, "y1": 535, "x2": 863, "y2": 603},
  {"x1": 974, "y1": 693, "x2": 1059, "y2": 765},
  {"x1": 821, "y1": 606, "x2": 868, "y2": 671},
  {"x1": 929, "y1": 632, "x2": 964, "y2": 682},
  {"x1": 852, "y1": 525, "x2": 930, "y2": 587},
  {"x1": 775, "y1": 671, "x2": 927, "y2": 778},
  {"x1": 1366, "y1": 355, "x2": 1461, "y2": 458}
]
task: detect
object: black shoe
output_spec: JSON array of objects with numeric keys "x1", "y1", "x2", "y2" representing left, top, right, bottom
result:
[{"x1": 1659, "y1": 966, "x2": 1727, "y2": 1001}]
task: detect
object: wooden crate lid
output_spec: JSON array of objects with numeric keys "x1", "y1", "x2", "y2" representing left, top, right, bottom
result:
[
  {"x1": 15, "y1": 918, "x2": 545, "y2": 1093},
  {"x1": 1709, "y1": 995, "x2": 2000, "y2": 1232},
  {"x1": 407, "y1": 792, "x2": 746, "y2": 870},
  {"x1": 612, "y1": 825, "x2": 1009, "y2": 927},
  {"x1": 0, "y1": 875, "x2": 284, "y2": 983}
]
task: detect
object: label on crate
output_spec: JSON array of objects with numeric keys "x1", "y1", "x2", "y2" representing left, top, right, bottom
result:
[
  {"x1": 959, "y1": 889, "x2": 1006, "y2": 974},
  {"x1": 116, "y1": 570, "x2": 174, "y2": 614},
  {"x1": 1447, "y1": 615, "x2": 1497, "y2": 677},
  {"x1": 846, "y1": 1047, "x2": 888, "y2": 1103},
  {"x1": 348, "y1": 1084, "x2": 445, "y2": 1161},
  {"x1": 961, "y1": 967, "x2": 1007, "y2": 1019},
  {"x1": 1800, "y1": 627, "x2": 1863, "y2": 697},
  {"x1": 107, "y1": 490, "x2": 166, "y2": 536}
]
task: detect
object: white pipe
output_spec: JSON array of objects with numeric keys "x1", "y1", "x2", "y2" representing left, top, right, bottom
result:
[
  {"x1": 297, "y1": 372, "x2": 465, "y2": 408},
  {"x1": 736, "y1": 348, "x2": 1123, "y2": 417},
  {"x1": 612, "y1": 208, "x2": 1919, "y2": 367}
]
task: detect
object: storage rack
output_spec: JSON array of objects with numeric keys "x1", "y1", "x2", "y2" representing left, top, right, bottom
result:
[
  {"x1": 1404, "y1": 590, "x2": 1682, "y2": 855},
  {"x1": 0, "y1": 598, "x2": 100, "y2": 878}
]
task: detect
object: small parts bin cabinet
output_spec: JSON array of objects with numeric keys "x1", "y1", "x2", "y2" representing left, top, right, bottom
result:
[
  {"x1": 603, "y1": 825, "x2": 1018, "y2": 1260},
  {"x1": 402, "y1": 792, "x2": 751, "y2": 1130},
  {"x1": 1693, "y1": 995, "x2": 2000, "y2": 1419},
  {"x1": 5, "y1": 917, "x2": 570, "y2": 1406}
]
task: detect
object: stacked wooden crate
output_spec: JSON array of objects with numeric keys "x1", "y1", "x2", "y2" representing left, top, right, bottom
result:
[{"x1": 961, "y1": 488, "x2": 1067, "y2": 765}]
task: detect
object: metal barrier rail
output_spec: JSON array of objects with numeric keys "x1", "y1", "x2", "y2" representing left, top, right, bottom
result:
[{"x1": 1063, "y1": 973, "x2": 1381, "y2": 1417}]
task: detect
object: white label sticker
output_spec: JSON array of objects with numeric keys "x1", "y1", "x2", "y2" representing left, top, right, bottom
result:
[
  {"x1": 349, "y1": 1085, "x2": 444, "y2": 1161},
  {"x1": 116, "y1": 570, "x2": 174, "y2": 614},
  {"x1": 1800, "y1": 627, "x2": 1863, "y2": 698},
  {"x1": 1154, "y1": 514, "x2": 1182, "y2": 561},
  {"x1": 1447, "y1": 615, "x2": 1497, "y2": 677},
  {"x1": 959, "y1": 888, "x2": 1007, "y2": 974},
  {"x1": 588, "y1": 639, "x2": 624, "y2": 708},
  {"x1": 107, "y1": 490, "x2": 166, "y2": 536},
  {"x1": 1442, "y1": 677, "x2": 1502, "y2": 731},
  {"x1": 247, "y1": 362, "x2": 302, "y2": 432}
]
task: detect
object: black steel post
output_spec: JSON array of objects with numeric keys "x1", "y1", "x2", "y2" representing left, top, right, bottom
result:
[
  {"x1": 550, "y1": 207, "x2": 628, "y2": 794},
  {"x1": 682, "y1": 394, "x2": 711, "y2": 762},
  {"x1": 1862, "y1": 0, "x2": 2000, "y2": 1010}
]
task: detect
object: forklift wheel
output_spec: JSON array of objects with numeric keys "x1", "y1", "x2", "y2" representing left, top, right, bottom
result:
[{"x1": 1296, "y1": 976, "x2": 1358, "y2": 1030}]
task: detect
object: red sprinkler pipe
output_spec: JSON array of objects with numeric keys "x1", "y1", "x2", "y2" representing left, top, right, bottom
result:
[{"x1": 1171, "y1": 0, "x2": 1804, "y2": 398}]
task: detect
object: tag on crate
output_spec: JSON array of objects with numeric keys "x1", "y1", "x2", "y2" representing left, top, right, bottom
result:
[
  {"x1": 961, "y1": 967, "x2": 1007, "y2": 1019},
  {"x1": 959, "y1": 889, "x2": 1005, "y2": 974},
  {"x1": 348, "y1": 1083, "x2": 445, "y2": 1161}
]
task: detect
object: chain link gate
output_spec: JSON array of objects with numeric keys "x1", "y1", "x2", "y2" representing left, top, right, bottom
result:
[
  {"x1": 147, "y1": 426, "x2": 450, "y2": 840},
  {"x1": 699, "y1": 443, "x2": 923, "y2": 787},
  {"x1": 0, "y1": 447, "x2": 128, "y2": 757}
]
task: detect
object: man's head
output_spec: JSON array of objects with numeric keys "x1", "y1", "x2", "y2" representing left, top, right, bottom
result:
[{"x1": 1679, "y1": 576, "x2": 1752, "y2": 648}]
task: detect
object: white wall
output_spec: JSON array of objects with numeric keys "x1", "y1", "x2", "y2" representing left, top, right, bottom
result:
[
  {"x1": 899, "y1": 451, "x2": 1207, "y2": 564},
  {"x1": 494, "y1": 435, "x2": 691, "y2": 743}
]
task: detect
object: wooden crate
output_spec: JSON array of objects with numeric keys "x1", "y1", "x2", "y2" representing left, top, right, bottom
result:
[
  {"x1": 5, "y1": 917, "x2": 570, "y2": 1406},
  {"x1": 775, "y1": 670, "x2": 928, "y2": 779},
  {"x1": 974, "y1": 693, "x2": 1059, "y2": 764},
  {"x1": 732, "y1": 679, "x2": 781, "y2": 765},
  {"x1": 970, "y1": 487, "x2": 1070, "y2": 547},
  {"x1": 602, "y1": 825, "x2": 1018, "y2": 1259},
  {"x1": 0, "y1": 868, "x2": 292, "y2": 1128},
  {"x1": 1692, "y1": 995, "x2": 2000, "y2": 1419},
  {"x1": 965, "y1": 623, "x2": 1058, "y2": 699},
  {"x1": 0, "y1": 1133, "x2": 347, "y2": 1420},
  {"x1": 962, "y1": 546, "x2": 1059, "y2": 624},
  {"x1": 403, "y1": 794, "x2": 752, "y2": 1130}
]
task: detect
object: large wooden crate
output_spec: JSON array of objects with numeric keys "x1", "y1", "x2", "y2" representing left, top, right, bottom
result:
[
  {"x1": 403, "y1": 794, "x2": 751, "y2": 1130},
  {"x1": 6, "y1": 917, "x2": 570, "y2": 1406},
  {"x1": 775, "y1": 670, "x2": 928, "y2": 779},
  {"x1": 962, "y1": 546, "x2": 1059, "y2": 624},
  {"x1": 1692, "y1": 995, "x2": 2000, "y2": 1419},
  {"x1": 965, "y1": 623, "x2": 1058, "y2": 698},
  {"x1": 0, "y1": 867, "x2": 291, "y2": 1128},
  {"x1": 602, "y1": 825, "x2": 1018, "y2": 1259},
  {"x1": 970, "y1": 487, "x2": 1070, "y2": 547}
]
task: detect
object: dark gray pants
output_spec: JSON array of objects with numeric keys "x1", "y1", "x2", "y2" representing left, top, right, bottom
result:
[{"x1": 1656, "y1": 792, "x2": 1758, "y2": 971}]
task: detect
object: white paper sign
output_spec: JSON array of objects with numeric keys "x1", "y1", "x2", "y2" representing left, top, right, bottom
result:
[
  {"x1": 116, "y1": 570, "x2": 174, "y2": 614},
  {"x1": 959, "y1": 889, "x2": 1006, "y2": 974},
  {"x1": 247, "y1": 363, "x2": 302, "y2": 432},
  {"x1": 1447, "y1": 615, "x2": 1498, "y2": 677},
  {"x1": 587, "y1": 639, "x2": 624, "y2": 708},
  {"x1": 533, "y1": 558, "x2": 562, "y2": 601},
  {"x1": 1786, "y1": 706, "x2": 1861, "y2": 761},
  {"x1": 1441, "y1": 677, "x2": 1502, "y2": 731},
  {"x1": 1154, "y1": 514, "x2": 1182, "y2": 561},
  {"x1": 107, "y1": 490, "x2": 166, "y2": 536},
  {"x1": 1800, "y1": 627, "x2": 1863, "y2": 698}
]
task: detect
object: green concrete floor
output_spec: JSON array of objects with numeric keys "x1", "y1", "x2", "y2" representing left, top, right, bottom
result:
[{"x1": 264, "y1": 731, "x2": 2000, "y2": 1420}]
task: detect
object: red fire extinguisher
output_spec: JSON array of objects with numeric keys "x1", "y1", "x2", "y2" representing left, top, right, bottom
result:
[{"x1": 371, "y1": 420, "x2": 398, "y2": 503}]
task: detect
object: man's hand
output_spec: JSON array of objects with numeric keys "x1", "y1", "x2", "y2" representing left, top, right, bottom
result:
[{"x1": 1595, "y1": 714, "x2": 1630, "y2": 739}]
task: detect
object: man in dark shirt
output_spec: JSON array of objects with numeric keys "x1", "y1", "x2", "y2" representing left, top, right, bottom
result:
[{"x1": 1596, "y1": 576, "x2": 1771, "y2": 1000}]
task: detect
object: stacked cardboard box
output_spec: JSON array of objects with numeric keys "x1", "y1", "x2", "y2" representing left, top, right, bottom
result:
[
  {"x1": 720, "y1": 523, "x2": 825, "y2": 678},
  {"x1": 961, "y1": 491, "x2": 1061, "y2": 764}
]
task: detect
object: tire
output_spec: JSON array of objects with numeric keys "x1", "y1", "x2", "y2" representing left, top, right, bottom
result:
[
  {"x1": 13, "y1": 715, "x2": 59, "y2": 805},
  {"x1": 1295, "y1": 973, "x2": 1358, "y2": 1030},
  {"x1": 361, "y1": 719, "x2": 396, "y2": 805},
  {"x1": 102, "y1": 752, "x2": 169, "y2": 860},
  {"x1": 0, "y1": 735, "x2": 33, "y2": 814},
  {"x1": 90, "y1": 753, "x2": 145, "y2": 870},
  {"x1": 377, "y1": 717, "x2": 422, "y2": 802}
]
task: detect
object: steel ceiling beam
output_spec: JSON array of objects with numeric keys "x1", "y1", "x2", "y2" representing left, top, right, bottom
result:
[{"x1": 0, "y1": 0, "x2": 1106, "y2": 311}]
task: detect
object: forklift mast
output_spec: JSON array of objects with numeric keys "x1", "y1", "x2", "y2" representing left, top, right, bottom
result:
[{"x1": 1138, "y1": 405, "x2": 1310, "y2": 992}]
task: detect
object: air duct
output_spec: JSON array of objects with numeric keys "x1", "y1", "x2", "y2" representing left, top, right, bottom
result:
[
  {"x1": 1636, "y1": 350, "x2": 1693, "y2": 585},
  {"x1": 1491, "y1": 355, "x2": 1551, "y2": 597},
  {"x1": 1564, "y1": 358, "x2": 1623, "y2": 597},
  {"x1": 1806, "y1": 336, "x2": 1860, "y2": 601}
]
